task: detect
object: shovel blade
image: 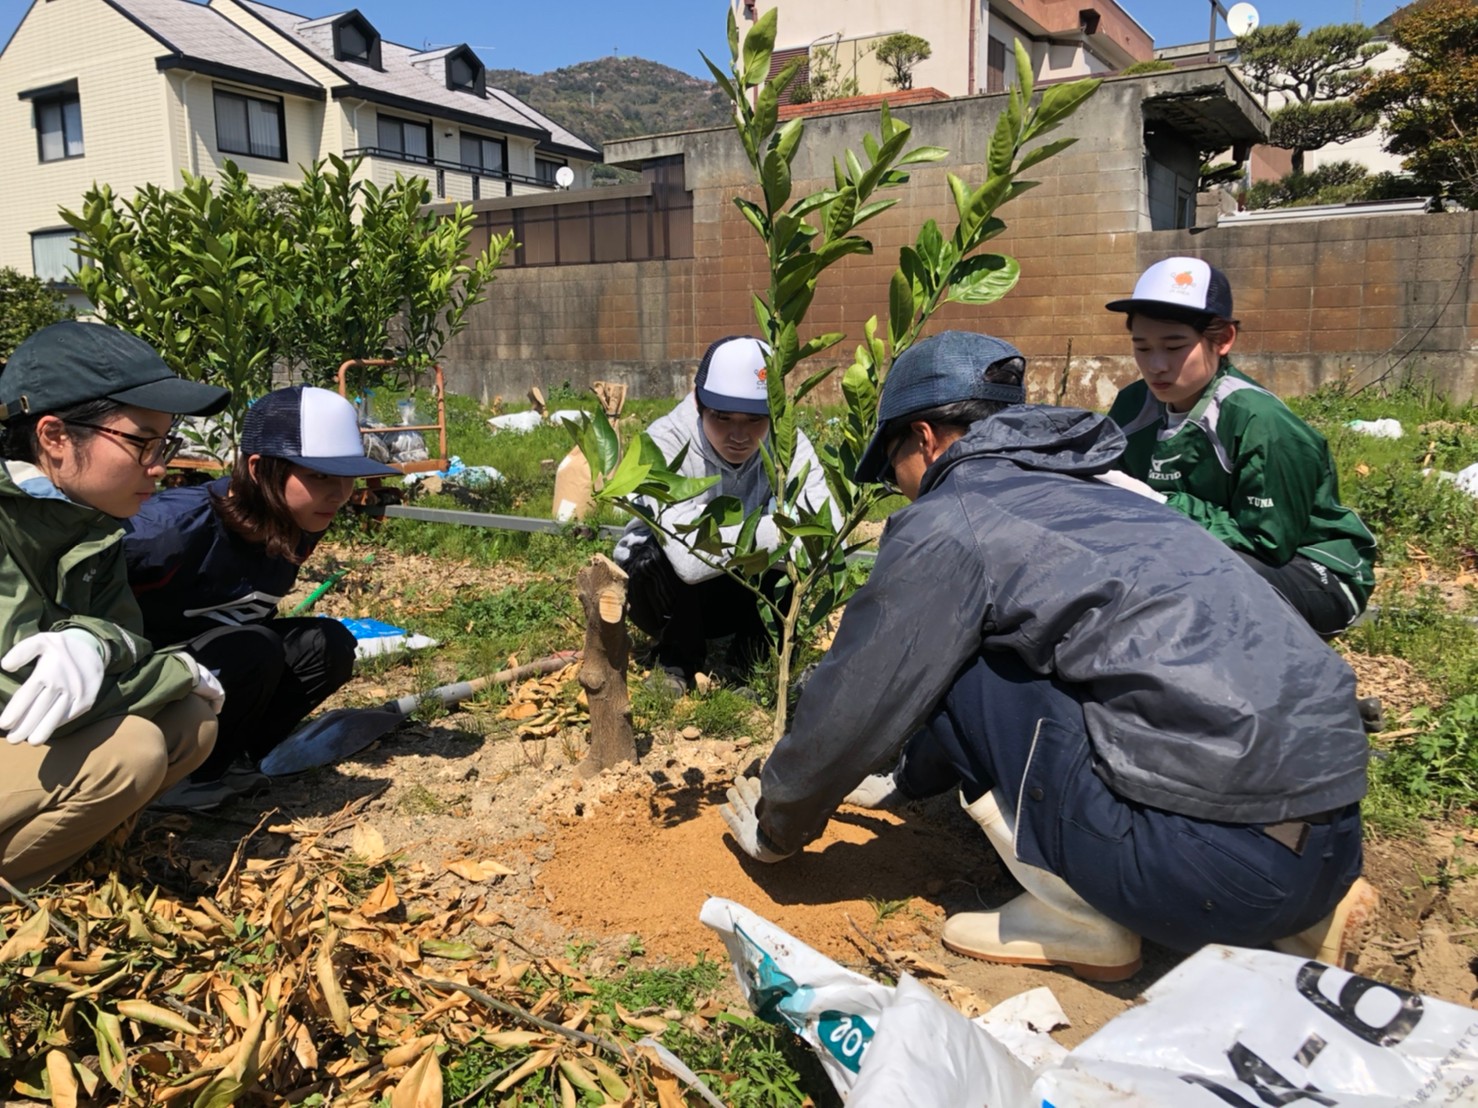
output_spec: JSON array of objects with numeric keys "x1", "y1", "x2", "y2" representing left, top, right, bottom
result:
[{"x1": 259, "y1": 707, "x2": 406, "y2": 776}]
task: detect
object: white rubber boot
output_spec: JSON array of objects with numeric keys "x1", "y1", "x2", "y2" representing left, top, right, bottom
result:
[
  {"x1": 1272, "y1": 877, "x2": 1380, "y2": 971},
  {"x1": 943, "y1": 789, "x2": 1142, "y2": 982}
]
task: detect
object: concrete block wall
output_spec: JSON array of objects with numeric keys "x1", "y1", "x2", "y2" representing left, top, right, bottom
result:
[{"x1": 443, "y1": 76, "x2": 1478, "y2": 410}]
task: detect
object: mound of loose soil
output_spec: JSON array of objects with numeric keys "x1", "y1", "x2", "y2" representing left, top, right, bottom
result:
[{"x1": 534, "y1": 789, "x2": 968, "y2": 964}]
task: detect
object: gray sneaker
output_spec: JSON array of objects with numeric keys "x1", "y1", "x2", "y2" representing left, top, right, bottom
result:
[{"x1": 155, "y1": 763, "x2": 271, "y2": 812}]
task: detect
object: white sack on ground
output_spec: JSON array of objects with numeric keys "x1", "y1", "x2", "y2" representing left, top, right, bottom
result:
[
  {"x1": 1348, "y1": 418, "x2": 1404, "y2": 439},
  {"x1": 699, "y1": 896, "x2": 1034, "y2": 1104},
  {"x1": 1034, "y1": 944, "x2": 1478, "y2": 1106}
]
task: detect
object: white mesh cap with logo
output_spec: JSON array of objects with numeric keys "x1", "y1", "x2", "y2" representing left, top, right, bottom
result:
[
  {"x1": 1105, "y1": 256, "x2": 1235, "y2": 321},
  {"x1": 694, "y1": 336, "x2": 772, "y2": 416},
  {"x1": 238, "y1": 385, "x2": 400, "y2": 477}
]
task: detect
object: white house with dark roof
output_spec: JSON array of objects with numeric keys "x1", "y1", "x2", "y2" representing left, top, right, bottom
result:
[{"x1": 0, "y1": 0, "x2": 599, "y2": 284}]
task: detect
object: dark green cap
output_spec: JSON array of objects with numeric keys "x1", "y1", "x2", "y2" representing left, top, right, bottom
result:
[{"x1": 0, "y1": 321, "x2": 229, "y2": 422}]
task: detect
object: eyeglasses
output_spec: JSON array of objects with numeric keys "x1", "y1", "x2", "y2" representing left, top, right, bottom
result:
[
  {"x1": 879, "y1": 429, "x2": 914, "y2": 498},
  {"x1": 64, "y1": 421, "x2": 184, "y2": 468}
]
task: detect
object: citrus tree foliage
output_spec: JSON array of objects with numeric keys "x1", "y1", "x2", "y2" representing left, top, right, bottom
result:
[
  {"x1": 1357, "y1": 0, "x2": 1478, "y2": 208},
  {"x1": 61, "y1": 158, "x2": 510, "y2": 440},
  {"x1": 1239, "y1": 21, "x2": 1385, "y2": 173},
  {"x1": 0, "y1": 267, "x2": 75, "y2": 363},
  {"x1": 572, "y1": 7, "x2": 1098, "y2": 736},
  {"x1": 874, "y1": 33, "x2": 932, "y2": 91}
]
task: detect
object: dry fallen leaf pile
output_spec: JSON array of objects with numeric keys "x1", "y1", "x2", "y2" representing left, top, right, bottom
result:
[
  {"x1": 0, "y1": 806, "x2": 720, "y2": 1106},
  {"x1": 496, "y1": 663, "x2": 588, "y2": 740}
]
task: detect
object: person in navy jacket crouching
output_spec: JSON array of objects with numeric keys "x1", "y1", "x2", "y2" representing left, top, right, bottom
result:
[{"x1": 125, "y1": 386, "x2": 397, "y2": 809}]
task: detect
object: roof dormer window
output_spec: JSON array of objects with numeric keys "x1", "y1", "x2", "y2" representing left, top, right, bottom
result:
[
  {"x1": 445, "y1": 46, "x2": 486, "y2": 95},
  {"x1": 449, "y1": 55, "x2": 475, "y2": 89},
  {"x1": 332, "y1": 12, "x2": 381, "y2": 69}
]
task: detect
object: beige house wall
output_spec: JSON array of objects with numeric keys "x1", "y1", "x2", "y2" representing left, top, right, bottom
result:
[
  {"x1": 731, "y1": 0, "x2": 972, "y2": 97},
  {"x1": 731, "y1": 0, "x2": 1149, "y2": 97},
  {"x1": 170, "y1": 72, "x2": 325, "y2": 183},
  {"x1": 0, "y1": 0, "x2": 176, "y2": 274},
  {"x1": 1, "y1": 0, "x2": 595, "y2": 283}
]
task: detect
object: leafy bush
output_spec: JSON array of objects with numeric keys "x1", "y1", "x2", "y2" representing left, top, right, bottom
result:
[
  {"x1": 1345, "y1": 466, "x2": 1478, "y2": 566},
  {"x1": 0, "y1": 267, "x2": 75, "y2": 362},
  {"x1": 1374, "y1": 694, "x2": 1478, "y2": 813}
]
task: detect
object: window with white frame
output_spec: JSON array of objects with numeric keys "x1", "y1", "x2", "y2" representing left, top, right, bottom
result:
[
  {"x1": 378, "y1": 114, "x2": 431, "y2": 162},
  {"x1": 31, "y1": 230, "x2": 79, "y2": 284},
  {"x1": 460, "y1": 134, "x2": 505, "y2": 174},
  {"x1": 214, "y1": 88, "x2": 286, "y2": 161},
  {"x1": 35, "y1": 91, "x2": 84, "y2": 162}
]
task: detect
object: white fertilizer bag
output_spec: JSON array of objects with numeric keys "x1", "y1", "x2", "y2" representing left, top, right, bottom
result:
[
  {"x1": 698, "y1": 897, "x2": 1034, "y2": 1104},
  {"x1": 1034, "y1": 945, "x2": 1478, "y2": 1106},
  {"x1": 703, "y1": 898, "x2": 1478, "y2": 1107}
]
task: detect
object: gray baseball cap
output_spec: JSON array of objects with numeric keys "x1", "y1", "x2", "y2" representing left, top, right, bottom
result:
[
  {"x1": 0, "y1": 321, "x2": 229, "y2": 421},
  {"x1": 856, "y1": 331, "x2": 1026, "y2": 483}
]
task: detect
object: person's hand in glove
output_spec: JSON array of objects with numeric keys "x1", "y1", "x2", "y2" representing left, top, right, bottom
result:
[
  {"x1": 843, "y1": 772, "x2": 904, "y2": 810},
  {"x1": 179, "y1": 655, "x2": 227, "y2": 715},
  {"x1": 720, "y1": 775, "x2": 793, "y2": 863},
  {"x1": 0, "y1": 629, "x2": 107, "y2": 746}
]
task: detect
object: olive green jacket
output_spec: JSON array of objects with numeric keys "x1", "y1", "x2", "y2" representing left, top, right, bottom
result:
[{"x1": 0, "y1": 462, "x2": 194, "y2": 738}]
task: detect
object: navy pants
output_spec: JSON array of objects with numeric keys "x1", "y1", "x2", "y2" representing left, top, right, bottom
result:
[
  {"x1": 186, "y1": 618, "x2": 357, "y2": 780},
  {"x1": 896, "y1": 652, "x2": 1364, "y2": 953}
]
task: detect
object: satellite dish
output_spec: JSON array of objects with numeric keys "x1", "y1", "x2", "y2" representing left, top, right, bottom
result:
[
  {"x1": 1227, "y1": 2, "x2": 1260, "y2": 36},
  {"x1": 554, "y1": 165, "x2": 575, "y2": 188}
]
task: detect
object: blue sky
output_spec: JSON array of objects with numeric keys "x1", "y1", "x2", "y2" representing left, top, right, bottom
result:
[{"x1": 0, "y1": 0, "x2": 1397, "y2": 79}]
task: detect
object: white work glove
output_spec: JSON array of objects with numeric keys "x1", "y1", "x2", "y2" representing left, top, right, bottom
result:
[
  {"x1": 0, "y1": 629, "x2": 107, "y2": 747},
  {"x1": 843, "y1": 772, "x2": 904, "y2": 810},
  {"x1": 720, "y1": 775, "x2": 794, "y2": 863},
  {"x1": 178, "y1": 654, "x2": 227, "y2": 715}
]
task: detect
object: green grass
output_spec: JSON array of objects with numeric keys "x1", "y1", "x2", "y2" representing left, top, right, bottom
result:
[
  {"x1": 1292, "y1": 379, "x2": 1478, "y2": 570},
  {"x1": 674, "y1": 687, "x2": 762, "y2": 740},
  {"x1": 1346, "y1": 586, "x2": 1478, "y2": 700}
]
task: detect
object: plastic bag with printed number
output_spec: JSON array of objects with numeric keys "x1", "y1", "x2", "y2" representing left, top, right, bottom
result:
[
  {"x1": 1036, "y1": 945, "x2": 1478, "y2": 1105},
  {"x1": 698, "y1": 897, "x2": 1033, "y2": 1105}
]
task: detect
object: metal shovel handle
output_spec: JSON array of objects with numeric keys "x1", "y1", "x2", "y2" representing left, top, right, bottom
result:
[{"x1": 385, "y1": 650, "x2": 582, "y2": 716}]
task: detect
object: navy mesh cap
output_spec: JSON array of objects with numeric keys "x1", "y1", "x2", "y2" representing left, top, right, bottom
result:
[{"x1": 856, "y1": 331, "x2": 1026, "y2": 483}]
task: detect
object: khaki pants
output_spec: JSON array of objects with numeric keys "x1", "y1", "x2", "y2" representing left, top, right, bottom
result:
[{"x1": 0, "y1": 697, "x2": 216, "y2": 889}]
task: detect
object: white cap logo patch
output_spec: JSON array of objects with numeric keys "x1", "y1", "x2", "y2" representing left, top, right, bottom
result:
[{"x1": 1136, "y1": 257, "x2": 1211, "y2": 309}]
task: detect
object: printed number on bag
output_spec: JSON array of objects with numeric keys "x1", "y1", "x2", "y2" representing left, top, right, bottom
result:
[{"x1": 817, "y1": 1011, "x2": 875, "y2": 1074}]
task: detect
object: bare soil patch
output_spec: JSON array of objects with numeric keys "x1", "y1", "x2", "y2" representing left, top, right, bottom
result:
[{"x1": 129, "y1": 569, "x2": 1476, "y2": 1065}]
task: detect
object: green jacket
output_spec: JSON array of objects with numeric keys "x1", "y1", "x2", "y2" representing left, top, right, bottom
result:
[
  {"x1": 0, "y1": 462, "x2": 194, "y2": 738},
  {"x1": 1107, "y1": 364, "x2": 1376, "y2": 606}
]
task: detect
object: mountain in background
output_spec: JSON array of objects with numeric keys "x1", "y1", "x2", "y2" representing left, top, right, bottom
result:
[
  {"x1": 1375, "y1": 0, "x2": 1434, "y2": 33},
  {"x1": 489, "y1": 57, "x2": 733, "y2": 161}
]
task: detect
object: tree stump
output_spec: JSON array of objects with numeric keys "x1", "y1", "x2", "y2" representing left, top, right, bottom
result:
[{"x1": 577, "y1": 554, "x2": 636, "y2": 775}]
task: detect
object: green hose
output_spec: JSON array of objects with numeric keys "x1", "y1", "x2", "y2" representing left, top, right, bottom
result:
[{"x1": 289, "y1": 554, "x2": 374, "y2": 615}]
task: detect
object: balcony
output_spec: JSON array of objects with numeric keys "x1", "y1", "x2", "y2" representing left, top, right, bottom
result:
[{"x1": 344, "y1": 146, "x2": 560, "y2": 202}]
